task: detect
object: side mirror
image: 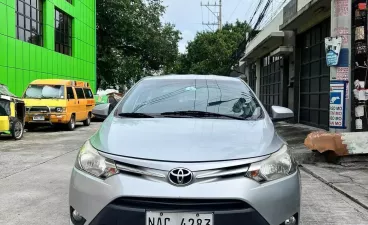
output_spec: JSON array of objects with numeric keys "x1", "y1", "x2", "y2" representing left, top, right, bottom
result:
[
  {"x1": 91, "y1": 103, "x2": 111, "y2": 119},
  {"x1": 67, "y1": 94, "x2": 71, "y2": 100},
  {"x1": 271, "y1": 106, "x2": 294, "y2": 122}
]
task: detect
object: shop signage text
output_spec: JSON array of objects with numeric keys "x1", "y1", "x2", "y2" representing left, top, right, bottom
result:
[{"x1": 330, "y1": 81, "x2": 347, "y2": 129}]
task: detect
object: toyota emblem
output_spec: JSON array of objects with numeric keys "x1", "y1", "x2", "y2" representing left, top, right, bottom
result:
[{"x1": 168, "y1": 168, "x2": 193, "y2": 186}]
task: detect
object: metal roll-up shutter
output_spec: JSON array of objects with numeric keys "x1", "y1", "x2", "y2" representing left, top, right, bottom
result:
[{"x1": 299, "y1": 18, "x2": 330, "y2": 129}]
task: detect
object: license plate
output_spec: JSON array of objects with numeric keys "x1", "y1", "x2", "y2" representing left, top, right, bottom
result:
[
  {"x1": 146, "y1": 212, "x2": 213, "y2": 225},
  {"x1": 33, "y1": 115, "x2": 45, "y2": 121}
]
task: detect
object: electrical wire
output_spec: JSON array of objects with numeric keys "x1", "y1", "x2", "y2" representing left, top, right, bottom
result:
[
  {"x1": 253, "y1": 0, "x2": 272, "y2": 31},
  {"x1": 249, "y1": 0, "x2": 264, "y2": 25},
  {"x1": 259, "y1": 0, "x2": 288, "y2": 28},
  {"x1": 228, "y1": 0, "x2": 274, "y2": 74},
  {"x1": 244, "y1": 0, "x2": 258, "y2": 23},
  {"x1": 227, "y1": 0, "x2": 244, "y2": 22}
]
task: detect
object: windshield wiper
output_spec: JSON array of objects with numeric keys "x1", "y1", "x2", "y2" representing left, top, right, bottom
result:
[
  {"x1": 118, "y1": 113, "x2": 155, "y2": 118},
  {"x1": 26, "y1": 96, "x2": 42, "y2": 99},
  {"x1": 207, "y1": 98, "x2": 239, "y2": 106},
  {"x1": 160, "y1": 110, "x2": 245, "y2": 120},
  {"x1": 42, "y1": 96, "x2": 58, "y2": 99}
]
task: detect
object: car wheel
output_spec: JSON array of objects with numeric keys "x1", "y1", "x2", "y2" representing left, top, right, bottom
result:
[
  {"x1": 83, "y1": 113, "x2": 91, "y2": 126},
  {"x1": 67, "y1": 114, "x2": 76, "y2": 131},
  {"x1": 11, "y1": 118, "x2": 24, "y2": 140}
]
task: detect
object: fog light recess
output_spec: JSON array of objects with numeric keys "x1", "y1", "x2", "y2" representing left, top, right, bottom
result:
[
  {"x1": 73, "y1": 210, "x2": 83, "y2": 221},
  {"x1": 284, "y1": 216, "x2": 297, "y2": 225},
  {"x1": 70, "y1": 207, "x2": 86, "y2": 225}
]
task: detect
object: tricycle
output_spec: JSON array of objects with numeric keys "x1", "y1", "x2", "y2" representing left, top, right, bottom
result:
[{"x1": 0, "y1": 84, "x2": 25, "y2": 140}]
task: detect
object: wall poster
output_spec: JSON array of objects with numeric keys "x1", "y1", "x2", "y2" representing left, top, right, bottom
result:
[{"x1": 325, "y1": 37, "x2": 343, "y2": 66}]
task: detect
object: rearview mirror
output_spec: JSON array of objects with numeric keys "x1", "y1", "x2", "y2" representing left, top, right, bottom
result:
[{"x1": 271, "y1": 106, "x2": 294, "y2": 122}]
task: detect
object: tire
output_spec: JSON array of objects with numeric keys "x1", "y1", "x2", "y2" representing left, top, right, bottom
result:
[
  {"x1": 67, "y1": 114, "x2": 76, "y2": 131},
  {"x1": 83, "y1": 113, "x2": 91, "y2": 126},
  {"x1": 11, "y1": 118, "x2": 24, "y2": 140}
]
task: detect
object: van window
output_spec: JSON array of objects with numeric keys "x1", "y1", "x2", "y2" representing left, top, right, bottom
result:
[
  {"x1": 75, "y1": 88, "x2": 85, "y2": 99},
  {"x1": 67, "y1": 87, "x2": 75, "y2": 99},
  {"x1": 83, "y1": 88, "x2": 94, "y2": 99}
]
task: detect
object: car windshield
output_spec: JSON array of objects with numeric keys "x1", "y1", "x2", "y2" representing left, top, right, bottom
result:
[
  {"x1": 23, "y1": 85, "x2": 65, "y2": 99},
  {"x1": 117, "y1": 78, "x2": 263, "y2": 120}
]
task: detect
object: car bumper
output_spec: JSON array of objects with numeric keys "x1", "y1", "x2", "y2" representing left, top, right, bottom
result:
[
  {"x1": 91, "y1": 113, "x2": 107, "y2": 120},
  {"x1": 25, "y1": 113, "x2": 69, "y2": 124},
  {"x1": 69, "y1": 167, "x2": 301, "y2": 225}
]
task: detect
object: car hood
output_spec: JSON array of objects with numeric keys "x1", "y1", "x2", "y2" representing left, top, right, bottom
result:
[{"x1": 90, "y1": 116, "x2": 285, "y2": 162}]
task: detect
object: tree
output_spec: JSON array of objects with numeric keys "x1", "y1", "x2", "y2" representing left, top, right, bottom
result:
[
  {"x1": 168, "y1": 20, "x2": 251, "y2": 75},
  {"x1": 96, "y1": 0, "x2": 181, "y2": 89}
]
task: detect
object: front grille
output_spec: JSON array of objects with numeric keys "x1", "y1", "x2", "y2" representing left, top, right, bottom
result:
[
  {"x1": 29, "y1": 106, "x2": 50, "y2": 113},
  {"x1": 90, "y1": 198, "x2": 270, "y2": 225},
  {"x1": 111, "y1": 198, "x2": 251, "y2": 211}
]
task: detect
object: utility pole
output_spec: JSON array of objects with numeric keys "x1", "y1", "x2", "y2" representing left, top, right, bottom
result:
[
  {"x1": 201, "y1": 1, "x2": 222, "y2": 31},
  {"x1": 219, "y1": 0, "x2": 222, "y2": 30}
]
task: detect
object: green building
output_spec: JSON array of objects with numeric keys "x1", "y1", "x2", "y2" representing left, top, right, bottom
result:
[{"x1": 0, "y1": 0, "x2": 96, "y2": 96}]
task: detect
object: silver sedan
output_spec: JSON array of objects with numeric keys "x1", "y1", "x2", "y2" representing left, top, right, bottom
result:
[{"x1": 69, "y1": 75, "x2": 300, "y2": 225}]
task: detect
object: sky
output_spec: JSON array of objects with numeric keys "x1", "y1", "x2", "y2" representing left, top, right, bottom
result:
[{"x1": 161, "y1": 0, "x2": 288, "y2": 53}]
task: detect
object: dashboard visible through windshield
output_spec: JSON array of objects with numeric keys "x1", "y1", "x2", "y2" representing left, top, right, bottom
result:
[{"x1": 23, "y1": 85, "x2": 65, "y2": 99}]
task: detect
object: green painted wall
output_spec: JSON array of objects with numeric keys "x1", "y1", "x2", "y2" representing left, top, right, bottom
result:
[{"x1": 0, "y1": 0, "x2": 96, "y2": 96}]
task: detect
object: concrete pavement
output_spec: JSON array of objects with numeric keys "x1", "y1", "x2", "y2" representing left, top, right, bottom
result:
[
  {"x1": 0, "y1": 124, "x2": 99, "y2": 179},
  {"x1": 0, "y1": 123, "x2": 99, "y2": 225},
  {"x1": 1, "y1": 122, "x2": 368, "y2": 224},
  {"x1": 302, "y1": 163, "x2": 368, "y2": 210},
  {"x1": 275, "y1": 121, "x2": 368, "y2": 212},
  {"x1": 274, "y1": 122, "x2": 326, "y2": 164},
  {"x1": 300, "y1": 171, "x2": 368, "y2": 225}
]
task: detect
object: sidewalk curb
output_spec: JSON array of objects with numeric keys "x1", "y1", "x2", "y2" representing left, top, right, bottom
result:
[{"x1": 300, "y1": 165, "x2": 368, "y2": 211}]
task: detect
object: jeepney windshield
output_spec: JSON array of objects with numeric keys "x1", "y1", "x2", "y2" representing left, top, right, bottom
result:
[{"x1": 23, "y1": 85, "x2": 65, "y2": 99}]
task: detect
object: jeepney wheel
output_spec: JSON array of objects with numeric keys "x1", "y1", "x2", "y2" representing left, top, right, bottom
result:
[
  {"x1": 67, "y1": 114, "x2": 76, "y2": 131},
  {"x1": 11, "y1": 118, "x2": 24, "y2": 140},
  {"x1": 83, "y1": 113, "x2": 91, "y2": 126}
]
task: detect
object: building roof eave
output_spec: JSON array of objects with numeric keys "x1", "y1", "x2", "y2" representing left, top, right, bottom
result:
[
  {"x1": 242, "y1": 31, "x2": 284, "y2": 61},
  {"x1": 280, "y1": 0, "x2": 330, "y2": 31}
]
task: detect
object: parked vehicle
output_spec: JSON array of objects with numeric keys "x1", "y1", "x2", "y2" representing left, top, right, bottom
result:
[
  {"x1": 69, "y1": 75, "x2": 300, "y2": 225},
  {"x1": 92, "y1": 92, "x2": 123, "y2": 120},
  {"x1": 94, "y1": 89, "x2": 122, "y2": 105},
  {"x1": 22, "y1": 79, "x2": 95, "y2": 131},
  {"x1": 0, "y1": 84, "x2": 25, "y2": 140}
]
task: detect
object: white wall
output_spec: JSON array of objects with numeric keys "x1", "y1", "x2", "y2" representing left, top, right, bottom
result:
[{"x1": 297, "y1": 0, "x2": 311, "y2": 11}]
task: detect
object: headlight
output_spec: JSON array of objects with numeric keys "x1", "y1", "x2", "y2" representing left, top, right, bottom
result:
[
  {"x1": 246, "y1": 145, "x2": 297, "y2": 183},
  {"x1": 75, "y1": 140, "x2": 118, "y2": 179},
  {"x1": 50, "y1": 107, "x2": 66, "y2": 113},
  {"x1": 55, "y1": 107, "x2": 64, "y2": 113}
]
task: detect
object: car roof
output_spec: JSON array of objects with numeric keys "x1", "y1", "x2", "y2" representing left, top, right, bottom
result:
[{"x1": 143, "y1": 74, "x2": 242, "y2": 82}]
